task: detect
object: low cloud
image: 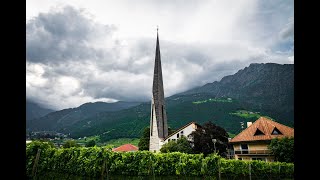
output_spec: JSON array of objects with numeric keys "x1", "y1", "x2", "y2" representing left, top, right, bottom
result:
[
  {"x1": 279, "y1": 18, "x2": 294, "y2": 41},
  {"x1": 26, "y1": 4, "x2": 293, "y2": 110},
  {"x1": 26, "y1": 6, "x2": 116, "y2": 63}
]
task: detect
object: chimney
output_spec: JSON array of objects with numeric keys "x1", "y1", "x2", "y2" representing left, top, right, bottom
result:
[{"x1": 247, "y1": 122, "x2": 252, "y2": 127}]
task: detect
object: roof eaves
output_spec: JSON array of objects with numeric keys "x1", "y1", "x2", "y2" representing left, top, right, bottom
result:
[{"x1": 164, "y1": 121, "x2": 200, "y2": 141}]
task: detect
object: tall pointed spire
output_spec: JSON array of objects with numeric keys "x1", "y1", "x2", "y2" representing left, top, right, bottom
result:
[{"x1": 149, "y1": 28, "x2": 168, "y2": 152}]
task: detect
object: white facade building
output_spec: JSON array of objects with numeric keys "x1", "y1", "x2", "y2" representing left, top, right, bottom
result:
[{"x1": 163, "y1": 122, "x2": 201, "y2": 143}]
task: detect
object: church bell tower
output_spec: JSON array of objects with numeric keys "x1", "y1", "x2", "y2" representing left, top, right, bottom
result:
[{"x1": 149, "y1": 28, "x2": 168, "y2": 152}]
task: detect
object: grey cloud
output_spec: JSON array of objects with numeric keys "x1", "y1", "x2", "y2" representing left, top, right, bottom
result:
[
  {"x1": 279, "y1": 19, "x2": 294, "y2": 41},
  {"x1": 26, "y1": 6, "x2": 116, "y2": 63},
  {"x1": 26, "y1": 4, "x2": 294, "y2": 110},
  {"x1": 247, "y1": 0, "x2": 293, "y2": 48}
]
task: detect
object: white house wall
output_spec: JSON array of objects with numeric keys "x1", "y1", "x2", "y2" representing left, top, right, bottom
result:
[{"x1": 164, "y1": 123, "x2": 197, "y2": 143}]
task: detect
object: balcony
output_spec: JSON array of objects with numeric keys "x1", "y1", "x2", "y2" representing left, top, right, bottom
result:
[{"x1": 234, "y1": 149, "x2": 271, "y2": 155}]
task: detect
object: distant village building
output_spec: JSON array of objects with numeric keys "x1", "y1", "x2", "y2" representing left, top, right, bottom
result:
[
  {"x1": 229, "y1": 117, "x2": 294, "y2": 162},
  {"x1": 163, "y1": 122, "x2": 201, "y2": 143},
  {"x1": 113, "y1": 144, "x2": 139, "y2": 152}
]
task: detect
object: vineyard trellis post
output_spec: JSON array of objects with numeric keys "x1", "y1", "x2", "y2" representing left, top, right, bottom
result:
[
  {"x1": 218, "y1": 158, "x2": 221, "y2": 180},
  {"x1": 106, "y1": 159, "x2": 109, "y2": 180},
  {"x1": 101, "y1": 158, "x2": 107, "y2": 180},
  {"x1": 249, "y1": 162, "x2": 252, "y2": 180},
  {"x1": 279, "y1": 164, "x2": 281, "y2": 180},
  {"x1": 150, "y1": 155, "x2": 155, "y2": 180},
  {"x1": 32, "y1": 149, "x2": 41, "y2": 179}
]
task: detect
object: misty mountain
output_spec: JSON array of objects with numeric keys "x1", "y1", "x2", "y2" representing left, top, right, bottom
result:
[
  {"x1": 27, "y1": 63, "x2": 293, "y2": 141},
  {"x1": 27, "y1": 101, "x2": 141, "y2": 132},
  {"x1": 26, "y1": 100, "x2": 54, "y2": 121},
  {"x1": 175, "y1": 63, "x2": 294, "y2": 125}
]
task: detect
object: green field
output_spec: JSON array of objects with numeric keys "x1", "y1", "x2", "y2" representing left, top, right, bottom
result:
[
  {"x1": 230, "y1": 110, "x2": 261, "y2": 119},
  {"x1": 49, "y1": 136, "x2": 140, "y2": 148},
  {"x1": 192, "y1": 98, "x2": 233, "y2": 104}
]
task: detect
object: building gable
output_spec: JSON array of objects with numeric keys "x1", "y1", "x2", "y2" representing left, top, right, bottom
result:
[
  {"x1": 230, "y1": 117, "x2": 294, "y2": 143},
  {"x1": 163, "y1": 121, "x2": 201, "y2": 143}
]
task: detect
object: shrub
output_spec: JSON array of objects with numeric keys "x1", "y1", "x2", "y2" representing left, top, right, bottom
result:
[{"x1": 26, "y1": 142, "x2": 294, "y2": 179}]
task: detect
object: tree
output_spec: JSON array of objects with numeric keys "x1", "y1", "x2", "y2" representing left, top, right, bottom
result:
[
  {"x1": 85, "y1": 140, "x2": 96, "y2": 147},
  {"x1": 138, "y1": 126, "x2": 176, "y2": 151},
  {"x1": 189, "y1": 121, "x2": 229, "y2": 156},
  {"x1": 160, "y1": 136, "x2": 193, "y2": 153},
  {"x1": 168, "y1": 127, "x2": 176, "y2": 135},
  {"x1": 268, "y1": 137, "x2": 294, "y2": 163},
  {"x1": 63, "y1": 140, "x2": 80, "y2": 148},
  {"x1": 138, "y1": 127, "x2": 150, "y2": 150}
]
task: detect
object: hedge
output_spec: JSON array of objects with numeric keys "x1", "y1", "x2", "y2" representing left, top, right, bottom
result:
[{"x1": 26, "y1": 141, "x2": 294, "y2": 179}]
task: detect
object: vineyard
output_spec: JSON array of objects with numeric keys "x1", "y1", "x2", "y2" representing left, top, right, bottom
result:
[{"x1": 27, "y1": 141, "x2": 294, "y2": 179}]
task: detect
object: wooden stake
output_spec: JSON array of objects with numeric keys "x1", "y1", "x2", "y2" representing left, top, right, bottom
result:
[
  {"x1": 32, "y1": 149, "x2": 41, "y2": 178},
  {"x1": 249, "y1": 163, "x2": 252, "y2": 180}
]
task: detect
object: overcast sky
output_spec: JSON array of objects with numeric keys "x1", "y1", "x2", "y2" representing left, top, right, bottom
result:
[{"x1": 26, "y1": 0, "x2": 294, "y2": 110}]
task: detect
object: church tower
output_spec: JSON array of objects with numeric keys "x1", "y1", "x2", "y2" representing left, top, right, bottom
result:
[{"x1": 149, "y1": 28, "x2": 168, "y2": 152}]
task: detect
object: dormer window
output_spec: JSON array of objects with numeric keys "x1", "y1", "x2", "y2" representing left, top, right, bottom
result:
[
  {"x1": 254, "y1": 128, "x2": 265, "y2": 136},
  {"x1": 271, "y1": 127, "x2": 283, "y2": 135}
]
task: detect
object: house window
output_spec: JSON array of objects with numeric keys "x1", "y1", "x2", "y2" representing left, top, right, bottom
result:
[
  {"x1": 177, "y1": 133, "x2": 180, "y2": 138},
  {"x1": 238, "y1": 158, "x2": 242, "y2": 160},
  {"x1": 168, "y1": 139, "x2": 171, "y2": 142},
  {"x1": 271, "y1": 127, "x2": 283, "y2": 135},
  {"x1": 240, "y1": 144, "x2": 248, "y2": 154},
  {"x1": 254, "y1": 128, "x2": 265, "y2": 136}
]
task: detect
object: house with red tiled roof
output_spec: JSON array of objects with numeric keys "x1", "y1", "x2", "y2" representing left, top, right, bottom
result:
[
  {"x1": 112, "y1": 144, "x2": 139, "y2": 152},
  {"x1": 229, "y1": 116, "x2": 294, "y2": 162}
]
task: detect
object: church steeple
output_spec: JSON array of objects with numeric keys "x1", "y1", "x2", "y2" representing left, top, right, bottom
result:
[{"x1": 149, "y1": 28, "x2": 168, "y2": 152}]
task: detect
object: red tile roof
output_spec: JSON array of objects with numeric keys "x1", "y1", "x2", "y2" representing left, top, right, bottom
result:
[
  {"x1": 229, "y1": 117, "x2": 294, "y2": 143},
  {"x1": 112, "y1": 144, "x2": 139, "y2": 152}
]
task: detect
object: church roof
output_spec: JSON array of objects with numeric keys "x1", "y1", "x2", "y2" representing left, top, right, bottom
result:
[
  {"x1": 229, "y1": 117, "x2": 294, "y2": 143},
  {"x1": 151, "y1": 28, "x2": 168, "y2": 139},
  {"x1": 164, "y1": 121, "x2": 201, "y2": 141},
  {"x1": 112, "y1": 144, "x2": 139, "y2": 152}
]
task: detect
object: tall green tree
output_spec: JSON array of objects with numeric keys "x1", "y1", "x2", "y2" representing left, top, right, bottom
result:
[
  {"x1": 168, "y1": 127, "x2": 176, "y2": 135},
  {"x1": 268, "y1": 137, "x2": 294, "y2": 163},
  {"x1": 138, "y1": 127, "x2": 150, "y2": 150},
  {"x1": 63, "y1": 140, "x2": 80, "y2": 148},
  {"x1": 85, "y1": 140, "x2": 96, "y2": 147},
  {"x1": 189, "y1": 121, "x2": 229, "y2": 156},
  {"x1": 138, "y1": 126, "x2": 176, "y2": 151},
  {"x1": 160, "y1": 136, "x2": 193, "y2": 153}
]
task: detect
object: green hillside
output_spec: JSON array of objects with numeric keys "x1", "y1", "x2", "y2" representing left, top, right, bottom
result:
[
  {"x1": 70, "y1": 95, "x2": 277, "y2": 142},
  {"x1": 27, "y1": 63, "x2": 294, "y2": 142}
]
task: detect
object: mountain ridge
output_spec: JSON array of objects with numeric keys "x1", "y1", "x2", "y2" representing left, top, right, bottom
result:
[
  {"x1": 27, "y1": 101, "x2": 142, "y2": 132},
  {"x1": 27, "y1": 63, "x2": 293, "y2": 141},
  {"x1": 26, "y1": 100, "x2": 55, "y2": 121}
]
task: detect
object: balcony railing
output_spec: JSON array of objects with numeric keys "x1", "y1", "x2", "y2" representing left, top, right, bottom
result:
[{"x1": 234, "y1": 149, "x2": 271, "y2": 155}]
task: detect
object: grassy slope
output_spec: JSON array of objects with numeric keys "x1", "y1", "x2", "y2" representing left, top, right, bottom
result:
[{"x1": 71, "y1": 96, "x2": 271, "y2": 142}]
